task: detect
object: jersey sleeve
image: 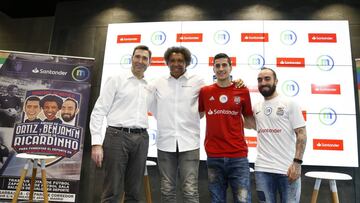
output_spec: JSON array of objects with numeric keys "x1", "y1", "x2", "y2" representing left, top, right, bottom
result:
[
  {"x1": 289, "y1": 100, "x2": 306, "y2": 129},
  {"x1": 198, "y1": 87, "x2": 205, "y2": 113},
  {"x1": 242, "y1": 87, "x2": 253, "y2": 116}
]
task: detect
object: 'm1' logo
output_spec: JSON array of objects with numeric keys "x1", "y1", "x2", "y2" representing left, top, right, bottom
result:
[
  {"x1": 281, "y1": 30, "x2": 297, "y2": 45},
  {"x1": 72, "y1": 66, "x2": 90, "y2": 81},
  {"x1": 248, "y1": 54, "x2": 265, "y2": 69},
  {"x1": 317, "y1": 55, "x2": 334, "y2": 71},
  {"x1": 151, "y1": 31, "x2": 166, "y2": 45},
  {"x1": 120, "y1": 54, "x2": 132, "y2": 69},
  {"x1": 214, "y1": 30, "x2": 230, "y2": 45},
  {"x1": 281, "y1": 80, "x2": 299, "y2": 97},
  {"x1": 187, "y1": 54, "x2": 198, "y2": 69},
  {"x1": 319, "y1": 108, "x2": 337, "y2": 125}
]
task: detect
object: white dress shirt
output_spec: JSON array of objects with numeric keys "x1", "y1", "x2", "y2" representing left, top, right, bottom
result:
[
  {"x1": 151, "y1": 71, "x2": 205, "y2": 152},
  {"x1": 90, "y1": 70, "x2": 153, "y2": 145}
]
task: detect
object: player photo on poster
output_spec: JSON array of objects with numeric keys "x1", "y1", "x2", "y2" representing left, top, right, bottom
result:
[
  {"x1": 0, "y1": 50, "x2": 94, "y2": 202},
  {"x1": 12, "y1": 89, "x2": 82, "y2": 158}
]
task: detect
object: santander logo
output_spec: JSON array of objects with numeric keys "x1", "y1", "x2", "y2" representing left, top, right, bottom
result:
[
  {"x1": 313, "y1": 139, "x2": 343, "y2": 151},
  {"x1": 207, "y1": 109, "x2": 238, "y2": 116},
  {"x1": 117, "y1": 34, "x2": 141, "y2": 43},
  {"x1": 150, "y1": 57, "x2": 166, "y2": 66},
  {"x1": 308, "y1": 33, "x2": 337, "y2": 43},
  {"x1": 311, "y1": 84, "x2": 341, "y2": 95},
  {"x1": 176, "y1": 33, "x2": 203, "y2": 42},
  {"x1": 241, "y1": 33, "x2": 269, "y2": 42},
  {"x1": 245, "y1": 136, "x2": 257, "y2": 148},
  {"x1": 276, "y1": 57, "x2": 305, "y2": 68}
]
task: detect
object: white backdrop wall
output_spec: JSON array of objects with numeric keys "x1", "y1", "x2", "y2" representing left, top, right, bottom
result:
[{"x1": 102, "y1": 20, "x2": 358, "y2": 167}]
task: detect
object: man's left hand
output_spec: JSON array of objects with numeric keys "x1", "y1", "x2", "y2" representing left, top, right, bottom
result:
[
  {"x1": 287, "y1": 162, "x2": 301, "y2": 182},
  {"x1": 233, "y1": 79, "x2": 245, "y2": 88}
]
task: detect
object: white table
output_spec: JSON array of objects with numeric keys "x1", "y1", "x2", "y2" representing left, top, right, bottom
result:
[
  {"x1": 305, "y1": 171, "x2": 352, "y2": 203},
  {"x1": 12, "y1": 153, "x2": 57, "y2": 203}
]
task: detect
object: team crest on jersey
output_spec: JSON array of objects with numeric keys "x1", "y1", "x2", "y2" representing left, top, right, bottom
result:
[
  {"x1": 264, "y1": 107, "x2": 272, "y2": 116},
  {"x1": 276, "y1": 107, "x2": 285, "y2": 116},
  {"x1": 219, "y1": 95, "x2": 228, "y2": 103},
  {"x1": 234, "y1": 96, "x2": 241, "y2": 104},
  {"x1": 209, "y1": 96, "x2": 215, "y2": 101}
]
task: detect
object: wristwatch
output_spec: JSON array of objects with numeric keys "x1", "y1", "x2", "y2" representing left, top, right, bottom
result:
[{"x1": 293, "y1": 158, "x2": 303, "y2": 164}]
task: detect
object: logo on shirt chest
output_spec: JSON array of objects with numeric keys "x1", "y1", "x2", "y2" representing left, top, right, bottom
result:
[
  {"x1": 264, "y1": 107, "x2": 272, "y2": 116},
  {"x1": 234, "y1": 96, "x2": 241, "y2": 104},
  {"x1": 219, "y1": 95, "x2": 228, "y2": 103},
  {"x1": 264, "y1": 106, "x2": 285, "y2": 116},
  {"x1": 276, "y1": 107, "x2": 285, "y2": 116},
  {"x1": 212, "y1": 95, "x2": 241, "y2": 105}
]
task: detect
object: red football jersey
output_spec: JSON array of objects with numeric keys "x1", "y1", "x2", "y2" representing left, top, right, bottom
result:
[{"x1": 199, "y1": 83, "x2": 253, "y2": 158}]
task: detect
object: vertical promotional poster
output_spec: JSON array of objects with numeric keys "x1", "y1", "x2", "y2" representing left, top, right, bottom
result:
[
  {"x1": 0, "y1": 51, "x2": 94, "y2": 202},
  {"x1": 103, "y1": 20, "x2": 358, "y2": 167}
]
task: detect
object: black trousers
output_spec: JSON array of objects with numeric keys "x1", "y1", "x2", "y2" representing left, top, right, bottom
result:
[{"x1": 101, "y1": 127, "x2": 149, "y2": 203}]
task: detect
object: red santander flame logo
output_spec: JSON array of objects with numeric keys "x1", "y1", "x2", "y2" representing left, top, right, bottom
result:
[
  {"x1": 308, "y1": 33, "x2": 337, "y2": 43},
  {"x1": 176, "y1": 33, "x2": 203, "y2": 42},
  {"x1": 241, "y1": 33, "x2": 269, "y2": 42},
  {"x1": 117, "y1": 34, "x2": 141, "y2": 43}
]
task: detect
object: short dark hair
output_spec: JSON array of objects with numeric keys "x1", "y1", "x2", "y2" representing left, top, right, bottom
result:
[
  {"x1": 7, "y1": 84, "x2": 18, "y2": 92},
  {"x1": 164, "y1": 46, "x2": 191, "y2": 67},
  {"x1": 261, "y1": 67, "x2": 277, "y2": 80},
  {"x1": 213, "y1": 53, "x2": 231, "y2": 66},
  {"x1": 132, "y1": 45, "x2": 152, "y2": 59},
  {"x1": 40, "y1": 95, "x2": 63, "y2": 109},
  {"x1": 63, "y1": 97, "x2": 78, "y2": 109},
  {"x1": 25, "y1": 96, "x2": 40, "y2": 105}
]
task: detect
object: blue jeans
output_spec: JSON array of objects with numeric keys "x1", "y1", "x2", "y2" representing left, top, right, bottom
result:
[
  {"x1": 207, "y1": 157, "x2": 251, "y2": 203},
  {"x1": 157, "y1": 149, "x2": 200, "y2": 203},
  {"x1": 255, "y1": 171, "x2": 301, "y2": 203}
]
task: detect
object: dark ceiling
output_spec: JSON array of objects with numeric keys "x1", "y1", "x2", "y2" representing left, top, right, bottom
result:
[
  {"x1": 1, "y1": 0, "x2": 359, "y2": 19},
  {"x1": 0, "y1": 0, "x2": 82, "y2": 18}
]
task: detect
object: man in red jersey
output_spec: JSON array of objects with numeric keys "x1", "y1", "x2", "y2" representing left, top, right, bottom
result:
[{"x1": 199, "y1": 53, "x2": 253, "y2": 203}]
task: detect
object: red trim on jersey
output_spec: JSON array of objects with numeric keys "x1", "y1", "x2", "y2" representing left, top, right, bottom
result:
[{"x1": 199, "y1": 83, "x2": 253, "y2": 158}]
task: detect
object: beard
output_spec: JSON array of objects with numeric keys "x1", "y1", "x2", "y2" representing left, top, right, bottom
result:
[
  {"x1": 62, "y1": 113, "x2": 75, "y2": 122},
  {"x1": 259, "y1": 84, "x2": 276, "y2": 97}
]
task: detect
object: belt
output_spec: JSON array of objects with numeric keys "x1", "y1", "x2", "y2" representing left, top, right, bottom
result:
[{"x1": 110, "y1": 126, "x2": 147, "y2": 134}]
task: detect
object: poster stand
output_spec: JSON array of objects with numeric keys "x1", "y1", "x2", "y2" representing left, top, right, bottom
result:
[{"x1": 0, "y1": 50, "x2": 94, "y2": 202}]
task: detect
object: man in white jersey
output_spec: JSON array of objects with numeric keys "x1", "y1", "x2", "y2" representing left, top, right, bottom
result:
[{"x1": 247, "y1": 67, "x2": 307, "y2": 203}]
